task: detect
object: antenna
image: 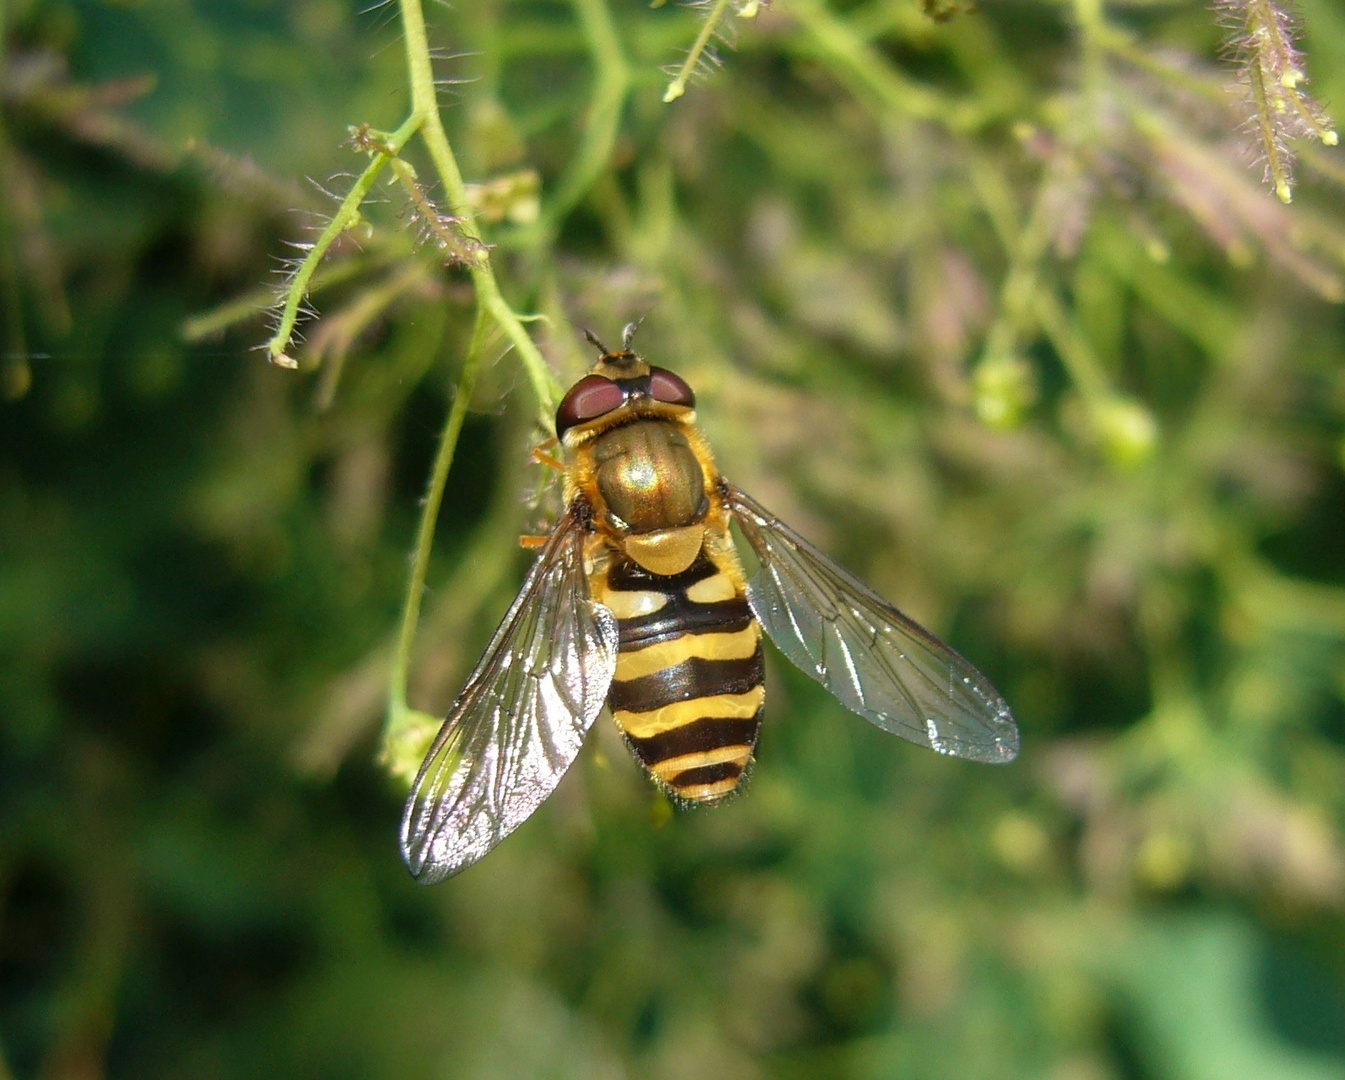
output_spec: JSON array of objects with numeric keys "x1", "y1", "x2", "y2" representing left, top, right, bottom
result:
[
  {"x1": 621, "y1": 317, "x2": 646, "y2": 350},
  {"x1": 582, "y1": 328, "x2": 611, "y2": 356}
]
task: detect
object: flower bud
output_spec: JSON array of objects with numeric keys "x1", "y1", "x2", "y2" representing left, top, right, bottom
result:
[
  {"x1": 1092, "y1": 396, "x2": 1157, "y2": 466},
  {"x1": 973, "y1": 354, "x2": 1036, "y2": 428}
]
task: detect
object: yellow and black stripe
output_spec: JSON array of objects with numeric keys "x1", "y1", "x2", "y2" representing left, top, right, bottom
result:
[{"x1": 598, "y1": 552, "x2": 764, "y2": 801}]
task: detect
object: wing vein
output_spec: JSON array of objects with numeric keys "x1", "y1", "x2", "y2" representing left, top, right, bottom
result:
[
  {"x1": 729, "y1": 484, "x2": 1018, "y2": 764},
  {"x1": 400, "y1": 502, "x2": 619, "y2": 883}
]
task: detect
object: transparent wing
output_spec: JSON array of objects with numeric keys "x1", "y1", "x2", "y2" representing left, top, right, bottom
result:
[
  {"x1": 726, "y1": 484, "x2": 1018, "y2": 763},
  {"x1": 401, "y1": 503, "x2": 618, "y2": 883}
]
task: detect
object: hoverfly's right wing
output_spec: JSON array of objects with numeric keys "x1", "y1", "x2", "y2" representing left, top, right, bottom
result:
[
  {"x1": 726, "y1": 484, "x2": 1018, "y2": 764},
  {"x1": 401, "y1": 502, "x2": 618, "y2": 884}
]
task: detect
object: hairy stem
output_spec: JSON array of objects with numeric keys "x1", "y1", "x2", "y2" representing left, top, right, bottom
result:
[
  {"x1": 1248, "y1": 59, "x2": 1292, "y2": 203},
  {"x1": 380, "y1": 0, "x2": 569, "y2": 749},
  {"x1": 664, "y1": 0, "x2": 734, "y2": 102},
  {"x1": 399, "y1": 0, "x2": 561, "y2": 415},
  {"x1": 185, "y1": 253, "x2": 399, "y2": 343},
  {"x1": 266, "y1": 112, "x2": 423, "y2": 364}
]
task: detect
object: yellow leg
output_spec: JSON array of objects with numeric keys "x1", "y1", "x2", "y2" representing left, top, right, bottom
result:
[{"x1": 530, "y1": 438, "x2": 565, "y2": 473}]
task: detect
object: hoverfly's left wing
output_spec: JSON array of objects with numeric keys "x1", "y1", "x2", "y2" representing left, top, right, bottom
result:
[
  {"x1": 726, "y1": 484, "x2": 1018, "y2": 764},
  {"x1": 401, "y1": 502, "x2": 618, "y2": 884}
]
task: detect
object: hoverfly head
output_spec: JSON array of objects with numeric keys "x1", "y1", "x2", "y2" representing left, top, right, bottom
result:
[{"x1": 557, "y1": 326, "x2": 696, "y2": 439}]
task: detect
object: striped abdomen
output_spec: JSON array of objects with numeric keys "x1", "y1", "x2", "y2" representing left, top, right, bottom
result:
[{"x1": 596, "y1": 548, "x2": 764, "y2": 802}]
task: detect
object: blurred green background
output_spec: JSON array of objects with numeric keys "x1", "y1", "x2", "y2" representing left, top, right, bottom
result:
[{"x1": 3, "y1": 0, "x2": 1345, "y2": 1076}]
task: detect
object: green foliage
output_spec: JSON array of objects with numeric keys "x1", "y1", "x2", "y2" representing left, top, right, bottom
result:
[{"x1": 2, "y1": 0, "x2": 1345, "y2": 1077}]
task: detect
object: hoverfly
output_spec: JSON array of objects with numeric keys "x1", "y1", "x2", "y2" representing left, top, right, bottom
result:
[{"x1": 401, "y1": 326, "x2": 1018, "y2": 883}]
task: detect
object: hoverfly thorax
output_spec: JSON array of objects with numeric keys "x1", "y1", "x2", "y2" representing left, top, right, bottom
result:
[{"x1": 556, "y1": 346, "x2": 712, "y2": 578}]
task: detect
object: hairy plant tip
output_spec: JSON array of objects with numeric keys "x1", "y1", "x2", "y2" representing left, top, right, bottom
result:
[
  {"x1": 662, "y1": 0, "x2": 765, "y2": 102},
  {"x1": 261, "y1": 212, "x2": 357, "y2": 365},
  {"x1": 346, "y1": 122, "x2": 397, "y2": 157},
  {"x1": 261, "y1": 112, "x2": 422, "y2": 368},
  {"x1": 390, "y1": 158, "x2": 492, "y2": 267},
  {"x1": 1218, "y1": 0, "x2": 1338, "y2": 203}
]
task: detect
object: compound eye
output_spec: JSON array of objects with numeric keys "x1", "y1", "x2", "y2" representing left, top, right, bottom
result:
[
  {"x1": 649, "y1": 367, "x2": 695, "y2": 408},
  {"x1": 555, "y1": 375, "x2": 624, "y2": 436}
]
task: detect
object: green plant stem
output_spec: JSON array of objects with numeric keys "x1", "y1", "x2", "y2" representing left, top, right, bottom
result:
[
  {"x1": 1091, "y1": 217, "x2": 1236, "y2": 359},
  {"x1": 789, "y1": 0, "x2": 982, "y2": 130},
  {"x1": 1095, "y1": 28, "x2": 1227, "y2": 108},
  {"x1": 1230, "y1": 553, "x2": 1345, "y2": 636},
  {"x1": 972, "y1": 159, "x2": 1113, "y2": 406},
  {"x1": 264, "y1": 0, "x2": 562, "y2": 412},
  {"x1": 388, "y1": 308, "x2": 489, "y2": 722},
  {"x1": 664, "y1": 0, "x2": 733, "y2": 102},
  {"x1": 975, "y1": 165, "x2": 1056, "y2": 364},
  {"x1": 266, "y1": 112, "x2": 423, "y2": 363},
  {"x1": 1248, "y1": 59, "x2": 1292, "y2": 203},
  {"x1": 398, "y1": 0, "x2": 561, "y2": 415},
  {"x1": 379, "y1": 0, "x2": 570, "y2": 740},
  {"x1": 1032, "y1": 288, "x2": 1108, "y2": 402},
  {"x1": 184, "y1": 252, "x2": 405, "y2": 343},
  {"x1": 1073, "y1": 0, "x2": 1106, "y2": 96},
  {"x1": 529, "y1": 0, "x2": 631, "y2": 241}
]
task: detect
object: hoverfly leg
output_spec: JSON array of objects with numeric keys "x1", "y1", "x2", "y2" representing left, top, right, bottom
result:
[
  {"x1": 518, "y1": 533, "x2": 549, "y2": 550},
  {"x1": 530, "y1": 440, "x2": 565, "y2": 474}
]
